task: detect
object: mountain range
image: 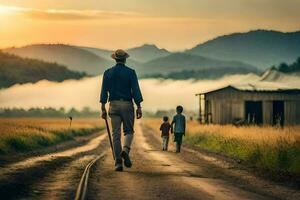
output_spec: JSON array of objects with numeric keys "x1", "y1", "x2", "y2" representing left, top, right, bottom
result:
[
  {"x1": 2, "y1": 29, "x2": 300, "y2": 79},
  {"x1": 186, "y1": 30, "x2": 300, "y2": 69},
  {"x1": 4, "y1": 44, "x2": 112, "y2": 75}
]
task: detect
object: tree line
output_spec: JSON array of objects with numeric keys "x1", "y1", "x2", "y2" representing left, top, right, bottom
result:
[
  {"x1": 0, "y1": 107, "x2": 99, "y2": 118},
  {"x1": 273, "y1": 57, "x2": 300, "y2": 73},
  {"x1": 0, "y1": 51, "x2": 87, "y2": 88}
]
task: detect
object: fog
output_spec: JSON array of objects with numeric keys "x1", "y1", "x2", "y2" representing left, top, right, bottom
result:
[{"x1": 0, "y1": 73, "x2": 280, "y2": 111}]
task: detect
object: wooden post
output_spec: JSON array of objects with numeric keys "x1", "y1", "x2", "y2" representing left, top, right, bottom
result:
[{"x1": 199, "y1": 94, "x2": 202, "y2": 124}]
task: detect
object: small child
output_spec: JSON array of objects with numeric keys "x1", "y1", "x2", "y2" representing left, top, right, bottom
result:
[
  {"x1": 171, "y1": 105, "x2": 186, "y2": 153},
  {"x1": 160, "y1": 116, "x2": 171, "y2": 151}
]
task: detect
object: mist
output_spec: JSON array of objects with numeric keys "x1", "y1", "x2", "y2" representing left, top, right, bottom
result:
[{"x1": 0, "y1": 74, "x2": 263, "y2": 111}]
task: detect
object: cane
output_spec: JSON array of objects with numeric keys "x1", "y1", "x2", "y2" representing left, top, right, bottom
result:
[{"x1": 104, "y1": 118, "x2": 115, "y2": 160}]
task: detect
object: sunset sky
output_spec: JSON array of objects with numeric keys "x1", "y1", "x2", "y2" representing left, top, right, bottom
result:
[{"x1": 0, "y1": 0, "x2": 299, "y2": 51}]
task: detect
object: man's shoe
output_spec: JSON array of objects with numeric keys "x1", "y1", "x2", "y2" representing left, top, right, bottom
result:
[
  {"x1": 115, "y1": 164, "x2": 123, "y2": 171},
  {"x1": 121, "y1": 151, "x2": 132, "y2": 168}
]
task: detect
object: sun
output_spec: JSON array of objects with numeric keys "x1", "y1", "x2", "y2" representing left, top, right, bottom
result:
[
  {"x1": 0, "y1": 6, "x2": 10, "y2": 14},
  {"x1": 0, "y1": 5, "x2": 20, "y2": 15}
]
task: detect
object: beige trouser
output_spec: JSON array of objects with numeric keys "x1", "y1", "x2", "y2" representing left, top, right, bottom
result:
[{"x1": 109, "y1": 101, "x2": 135, "y2": 165}]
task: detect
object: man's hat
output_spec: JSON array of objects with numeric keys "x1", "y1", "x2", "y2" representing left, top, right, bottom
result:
[{"x1": 111, "y1": 49, "x2": 130, "y2": 60}]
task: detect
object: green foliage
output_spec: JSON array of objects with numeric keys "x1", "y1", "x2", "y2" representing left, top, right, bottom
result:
[
  {"x1": 276, "y1": 57, "x2": 300, "y2": 73},
  {"x1": 0, "y1": 51, "x2": 87, "y2": 88},
  {"x1": 185, "y1": 133, "x2": 300, "y2": 175}
]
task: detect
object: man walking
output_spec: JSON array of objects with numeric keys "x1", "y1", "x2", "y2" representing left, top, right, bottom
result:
[{"x1": 100, "y1": 49, "x2": 143, "y2": 171}]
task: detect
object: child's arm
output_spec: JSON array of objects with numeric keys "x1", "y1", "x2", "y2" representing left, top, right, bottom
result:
[
  {"x1": 183, "y1": 116, "x2": 186, "y2": 136},
  {"x1": 170, "y1": 117, "x2": 175, "y2": 133}
]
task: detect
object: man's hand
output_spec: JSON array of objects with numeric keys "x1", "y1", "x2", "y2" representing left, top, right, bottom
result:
[
  {"x1": 136, "y1": 107, "x2": 142, "y2": 119},
  {"x1": 101, "y1": 104, "x2": 107, "y2": 119}
]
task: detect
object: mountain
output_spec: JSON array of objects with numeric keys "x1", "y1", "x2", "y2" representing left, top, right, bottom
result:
[
  {"x1": 80, "y1": 46, "x2": 112, "y2": 60},
  {"x1": 186, "y1": 30, "x2": 300, "y2": 69},
  {"x1": 126, "y1": 44, "x2": 170, "y2": 62},
  {"x1": 80, "y1": 46, "x2": 141, "y2": 67},
  {"x1": 0, "y1": 51, "x2": 86, "y2": 88},
  {"x1": 3, "y1": 44, "x2": 113, "y2": 75},
  {"x1": 140, "y1": 53, "x2": 259, "y2": 75}
]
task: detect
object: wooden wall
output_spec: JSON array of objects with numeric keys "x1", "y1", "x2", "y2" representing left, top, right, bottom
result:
[
  {"x1": 263, "y1": 101, "x2": 272, "y2": 124},
  {"x1": 201, "y1": 87, "x2": 300, "y2": 125},
  {"x1": 285, "y1": 101, "x2": 300, "y2": 125}
]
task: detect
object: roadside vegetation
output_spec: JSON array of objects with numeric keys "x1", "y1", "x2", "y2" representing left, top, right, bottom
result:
[
  {"x1": 143, "y1": 119, "x2": 300, "y2": 180},
  {"x1": 0, "y1": 118, "x2": 104, "y2": 154}
]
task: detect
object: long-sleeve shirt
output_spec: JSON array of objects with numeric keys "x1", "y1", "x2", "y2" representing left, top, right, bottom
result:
[
  {"x1": 171, "y1": 114, "x2": 186, "y2": 134},
  {"x1": 100, "y1": 63, "x2": 143, "y2": 106}
]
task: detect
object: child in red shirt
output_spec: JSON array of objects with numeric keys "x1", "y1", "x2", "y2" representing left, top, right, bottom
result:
[{"x1": 160, "y1": 116, "x2": 171, "y2": 151}]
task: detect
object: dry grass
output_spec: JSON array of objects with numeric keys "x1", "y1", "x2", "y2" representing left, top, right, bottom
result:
[
  {"x1": 186, "y1": 121, "x2": 300, "y2": 145},
  {"x1": 143, "y1": 118, "x2": 300, "y2": 176},
  {"x1": 0, "y1": 118, "x2": 104, "y2": 154}
]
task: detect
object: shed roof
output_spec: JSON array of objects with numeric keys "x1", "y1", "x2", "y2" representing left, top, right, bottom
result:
[{"x1": 196, "y1": 81, "x2": 300, "y2": 95}]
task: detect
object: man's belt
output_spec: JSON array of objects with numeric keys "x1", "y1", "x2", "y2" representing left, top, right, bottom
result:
[{"x1": 110, "y1": 97, "x2": 132, "y2": 102}]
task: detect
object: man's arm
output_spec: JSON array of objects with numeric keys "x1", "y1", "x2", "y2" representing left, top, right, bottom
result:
[
  {"x1": 131, "y1": 70, "x2": 143, "y2": 119},
  {"x1": 100, "y1": 72, "x2": 109, "y2": 119},
  {"x1": 131, "y1": 70, "x2": 143, "y2": 107}
]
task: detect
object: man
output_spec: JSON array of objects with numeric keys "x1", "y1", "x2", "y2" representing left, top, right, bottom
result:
[{"x1": 100, "y1": 49, "x2": 143, "y2": 171}]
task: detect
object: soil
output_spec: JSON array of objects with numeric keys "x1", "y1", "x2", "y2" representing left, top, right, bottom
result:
[
  {"x1": 88, "y1": 122, "x2": 300, "y2": 200},
  {"x1": 0, "y1": 121, "x2": 299, "y2": 200}
]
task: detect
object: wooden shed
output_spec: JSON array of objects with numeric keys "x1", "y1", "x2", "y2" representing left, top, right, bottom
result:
[{"x1": 196, "y1": 83, "x2": 300, "y2": 126}]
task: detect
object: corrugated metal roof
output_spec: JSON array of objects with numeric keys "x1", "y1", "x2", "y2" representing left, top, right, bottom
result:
[
  {"x1": 231, "y1": 81, "x2": 297, "y2": 91},
  {"x1": 197, "y1": 81, "x2": 300, "y2": 95}
]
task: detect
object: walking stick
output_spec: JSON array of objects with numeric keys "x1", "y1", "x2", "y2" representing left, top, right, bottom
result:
[{"x1": 104, "y1": 118, "x2": 115, "y2": 160}]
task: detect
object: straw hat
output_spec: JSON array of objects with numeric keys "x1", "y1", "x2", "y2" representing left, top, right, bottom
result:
[{"x1": 111, "y1": 49, "x2": 130, "y2": 60}]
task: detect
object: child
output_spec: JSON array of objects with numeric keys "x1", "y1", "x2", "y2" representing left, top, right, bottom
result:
[
  {"x1": 160, "y1": 116, "x2": 171, "y2": 151},
  {"x1": 171, "y1": 106, "x2": 186, "y2": 153}
]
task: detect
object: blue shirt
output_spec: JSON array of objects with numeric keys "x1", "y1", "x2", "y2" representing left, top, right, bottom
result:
[
  {"x1": 171, "y1": 114, "x2": 186, "y2": 133},
  {"x1": 100, "y1": 63, "x2": 143, "y2": 106}
]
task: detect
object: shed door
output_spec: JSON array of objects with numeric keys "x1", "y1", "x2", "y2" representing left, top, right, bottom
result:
[
  {"x1": 273, "y1": 101, "x2": 284, "y2": 126},
  {"x1": 245, "y1": 101, "x2": 263, "y2": 125}
]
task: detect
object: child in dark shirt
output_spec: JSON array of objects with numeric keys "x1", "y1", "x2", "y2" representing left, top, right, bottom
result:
[{"x1": 160, "y1": 116, "x2": 171, "y2": 151}]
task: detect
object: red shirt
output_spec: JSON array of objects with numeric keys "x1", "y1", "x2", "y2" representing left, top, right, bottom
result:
[{"x1": 160, "y1": 122, "x2": 171, "y2": 137}]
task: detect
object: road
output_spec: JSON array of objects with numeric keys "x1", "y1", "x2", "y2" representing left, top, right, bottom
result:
[{"x1": 0, "y1": 121, "x2": 299, "y2": 200}]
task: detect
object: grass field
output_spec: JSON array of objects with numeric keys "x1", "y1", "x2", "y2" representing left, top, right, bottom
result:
[
  {"x1": 143, "y1": 119, "x2": 300, "y2": 177},
  {"x1": 0, "y1": 118, "x2": 104, "y2": 154}
]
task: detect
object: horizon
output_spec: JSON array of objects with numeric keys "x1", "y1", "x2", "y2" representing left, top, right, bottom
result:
[
  {"x1": 1, "y1": 28, "x2": 300, "y2": 52},
  {"x1": 1, "y1": 0, "x2": 300, "y2": 51}
]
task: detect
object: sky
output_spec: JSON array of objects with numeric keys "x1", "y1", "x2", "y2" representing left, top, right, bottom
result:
[{"x1": 0, "y1": 0, "x2": 300, "y2": 51}]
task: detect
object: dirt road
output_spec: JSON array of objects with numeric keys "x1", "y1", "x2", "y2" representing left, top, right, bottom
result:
[
  {"x1": 0, "y1": 122, "x2": 299, "y2": 200},
  {"x1": 88, "y1": 122, "x2": 299, "y2": 200}
]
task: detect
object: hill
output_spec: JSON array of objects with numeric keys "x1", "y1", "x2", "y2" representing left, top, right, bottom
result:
[
  {"x1": 186, "y1": 30, "x2": 300, "y2": 69},
  {"x1": 80, "y1": 46, "x2": 141, "y2": 67},
  {"x1": 0, "y1": 51, "x2": 86, "y2": 88},
  {"x1": 80, "y1": 44, "x2": 170, "y2": 64},
  {"x1": 126, "y1": 44, "x2": 170, "y2": 62},
  {"x1": 3, "y1": 44, "x2": 113, "y2": 75},
  {"x1": 140, "y1": 53, "x2": 259, "y2": 75},
  {"x1": 80, "y1": 46, "x2": 112, "y2": 59}
]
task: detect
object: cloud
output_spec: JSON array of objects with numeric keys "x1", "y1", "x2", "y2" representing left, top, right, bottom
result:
[{"x1": 0, "y1": 5, "x2": 141, "y2": 20}]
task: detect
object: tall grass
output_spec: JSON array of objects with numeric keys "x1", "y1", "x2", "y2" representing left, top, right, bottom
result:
[
  {"x1": 0, "y1": 118, "x2": 104, "y2": 154},
  {"x1": 143, "y1": 119, "x2": 300, "y2": 176}
]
